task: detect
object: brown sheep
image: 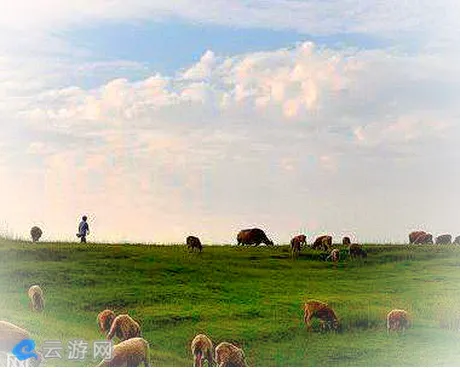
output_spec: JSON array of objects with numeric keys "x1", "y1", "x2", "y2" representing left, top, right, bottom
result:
[
  {"x1": 237, "y1": 228, "x2": 273, "y2": 246},
  {"x1": 435, "y1": 234, "x2": 452, "y2": 245},
  {"x1": 187, "y1": 236, "x2": 203, "y2": 252},
  {"x1": 349, "y1": 244, "x2": 367, "y2": 258},
  {"x1": 30, "y1": 226, "x2": 43, "y2": 242},
  {"x1": 290, "y1": 234, "x2": 306, "y2": 257},
  {"x1": 107, "y1": 314, "x2": 141, "y2": 342},
  {"x1": 342, "y1": 236, "x2": 351, "y2": 245},
  {"x1": 0, "y1": 321, "x2": 43, "y2": 366},
  {"x1": 409, "y1": 231, "x2": 433, "y2": 244},
  {"x1": 387, "y1": 309, "x2": 410, "y2": 333},
  {"x1": 215, "y1": 342, "x2": 247, "y2": 367},
  {"x1": 191, "y1": 334, "x2": 213, "y2": 367},
  {"x1": 303, "y1": 300, "x2": 340, "y2": 332},
  {"x1": 97, "y1": 310, "x2": 116, "y2": 335},
  {"x1": 97, "y1": 337, "x2": 149, "y2": 367},
  {"x1": 28, "y1": 285, "x2": 44, "y2": 312},
  {"x1": 312, "y1": 235, "x2": 332, "y2": 251}
]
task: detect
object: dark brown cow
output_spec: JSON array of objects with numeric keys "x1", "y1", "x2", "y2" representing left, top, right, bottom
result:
[
  {"x1": 342, "y1": 236, "x2": 351, "y2": 246},
  {"x1": 312, "y1": 235, "x2": 332, "y2": 251},
  {"x1": 454, "y1": 236, "x2": 460, "y2": 245},
  {"x1": 290, "y1": 234, "x2": 307, "y2": 257},
  {"x1": 349, "y1": 243, "x2": 367, "y2": 258},
  {"x1": 237, "y1": 228, "x2": 273, "y2": 246},
  {"x1": 435, "y1": 234, "x2": 452, "y2": 245},
  {"x1": 409, "y1": 231, "x2": 433, "y2": 244},
  {"x1": 186, "y1": 236, "x2": 203, "y2": 252}
]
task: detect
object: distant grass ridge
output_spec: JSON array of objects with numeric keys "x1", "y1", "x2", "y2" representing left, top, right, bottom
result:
[{"x1": 1, "y1": 238, "x2": 460, "y2": 366}]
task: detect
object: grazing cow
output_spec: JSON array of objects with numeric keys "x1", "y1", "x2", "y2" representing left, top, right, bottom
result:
[
  {"x1": 97, "y1": 309, "x2": 116, "y2": 335},
  {"x1": 349, "y1": 244, "x2": 367, "y2": 258},
  {"x1": 30, "y1": 226, "x2": 43, "y2": 242},
  {"x1": 387, "y1": 309, "x2": 410, "y2": 333},
  {"x1": 237, "y1": 228, "x2": 273, "y2": 246},
  {"x1": 312, "y1": 235, "x2": 332, "y2": 251},
  {"x1": 191, "y1": 334, "x2": 213, "y2": 367},
  {"x1": 187, "y1": 236, "x2": 203, "y2": 252},
  {"x1": 303, "y1": 300, "x2": 340, "y2": 332},
  {"x1": 215, "y1": 342, "x2": 247, "y2": 367},
  {"x1": 290, "y1": 234, "x2": 306, "y2": 258},
  {"x1": 98, "y1": 337, "x2": 149, "y2": 367},
  {"x1": 409, "y1": 231, "x2": 433, "y2": 244},
  {"x1": 0, "y1": 321, "x2": 43, "y2": 366},
  {"x1": 28, "y1": 285, "x2": 44, "y2": 312},
  {"x1": 435, "y1": 234, "x2": 452, "y2": 245},
  {"x1": 454, "y1": 236, "x2": 460, "y2": 245},
  {"x1": 326, "y1": 248, "x2": 340, "y2": 262},
  {"x1": 342, "y1": 236, "x2": 351, "y2": 246},
  {"x1": 107, "y1": 314, "x2": 141, "y2": 342}
]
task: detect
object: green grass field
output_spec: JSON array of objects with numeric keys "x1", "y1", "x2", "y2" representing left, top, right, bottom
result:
[{"x1": 1, "y1": 238, "x2": 460, "y2": 366}]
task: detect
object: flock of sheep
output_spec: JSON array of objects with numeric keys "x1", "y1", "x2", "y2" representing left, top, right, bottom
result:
[{"x1": 3, "y1": 226, "x2": 454, "y2": 366}]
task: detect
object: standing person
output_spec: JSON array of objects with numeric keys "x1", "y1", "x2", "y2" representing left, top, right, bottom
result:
[{"x1": 76, "y1": 215, "x2": 90, "y2": 243}]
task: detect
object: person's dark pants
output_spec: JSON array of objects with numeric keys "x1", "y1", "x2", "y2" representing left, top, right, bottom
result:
[{"x1": 80, "y1": 236, "x2": 86, "y2": 243}]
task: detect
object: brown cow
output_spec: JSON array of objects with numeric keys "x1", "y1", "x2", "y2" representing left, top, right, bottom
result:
[
  {"x1": 187, "y1": 236, "x2": 203, "y2": 252},
  {"x1": 237, "y1": 228, "x2": 273, "y2": 246},
  {"x1": 409, "y1": 231, "x2": 433, "y2": 244},
  {"x1": 435, "y1": 234, "x2": 452, "y2": 245},
  {"x1": 342, "y1": 236, "x2": 351, "y2": 246},
  {"x1": 349, "y1": 243, "x2": 367, "y2": 258},
  {"x1": 303, "y1": 300, "x2": 340, "y2": 332},
  {"x1": 312, "y1": 235, "x2": 332, "y2": 251},
  {"x1": 290, "y1": 234, "x2": 306, "y2": 257}
]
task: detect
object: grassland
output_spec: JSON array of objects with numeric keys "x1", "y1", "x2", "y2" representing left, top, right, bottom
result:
[{"x1": 1, "y1": 238, "x2": 460, "y2": 366}]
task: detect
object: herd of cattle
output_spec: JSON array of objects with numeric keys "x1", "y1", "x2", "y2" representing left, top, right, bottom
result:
[
  {"x1": 0, "y1": 285, "x2": 412, "y2": 367},
  {"x1": 408, "y1": 231, "x2": 460, "y2": 245}
]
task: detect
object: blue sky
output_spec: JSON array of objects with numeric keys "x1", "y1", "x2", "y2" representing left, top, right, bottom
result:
[{"x1": 0, "y1": 1, "x2": 458, "y2": 243}]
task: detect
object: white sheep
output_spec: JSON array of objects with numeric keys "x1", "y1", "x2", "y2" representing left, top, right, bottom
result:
[
  {"x1": 215, "y1": 342, "x2": 247, "y2": 367},
  {"x1": 97, "y1": 337, "x2": 149, "y2": 367},
  {"x1": 191, "y1": 334, "x2": 213, "y2": 367},
  {"x1": 107, "y1": 314, "x2": 141, "y2": 341},
  {"x1": 0, "y1": 320, "x2": 42, "y2": 366}
]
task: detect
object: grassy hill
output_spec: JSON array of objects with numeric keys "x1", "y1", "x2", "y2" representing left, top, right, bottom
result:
[{"x1": 1, "y1": 239, "x2": 460, "y2": 366}]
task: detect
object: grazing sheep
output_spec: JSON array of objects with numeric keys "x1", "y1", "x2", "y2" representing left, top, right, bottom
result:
[
  {"x1": 349, "y1": 244, "x2": 367, "y2": 258},
  {"x1": 312, "y1": 235, "x2": 332, "y2": 251},
  {"x1": 187, "y1": 236, "x2": 203, "y2": 252},
  {"x1": 387, "y1": 309, "x2": 410, "y2": 333},
  {"x1": 107, "y1": 314, "x2": 141, "y2": 342},
  {"x1": 435, "y1": 234, "x2": 452, "y2": 245},
  {"x1": 342, "y1": 236, "x2": 351, "y2": 245},
  {"x1": 97, "y1": 310, "x2": 116, "y2": 335},
  {"x1": 97, "y1": 337, "x2": 149, "y2": 367},
  {"x1": 30, "y1": 226, "x2": 43, "y2": 242},
  {"x1": 28, "y1": 285, "x2": 44, "y2": 312},
  {"x1": 326, "y1": 248, "x2": 340, "y2": 262},
  {"x1": 0, "y1": 321, "x2": 42, "y2": 366},
  {"x1": 303, "y1": 300, "x2": 340, "y2": 332},
  {"x1": 215, "y1": 342, "x2": 246, "y2": 367},
  {"x1": 191, "y1": 334, "x2": 213, "y2": 367},
  {"x1": 290, "y1": 234, "x2": 306, "y2": 258}
]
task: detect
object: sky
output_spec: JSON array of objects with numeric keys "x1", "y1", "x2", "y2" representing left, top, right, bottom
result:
[{"x1": 0, "y1": 1, "x2": 459, "y2": 244}]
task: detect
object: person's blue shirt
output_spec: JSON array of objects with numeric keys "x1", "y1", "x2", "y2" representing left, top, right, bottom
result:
[{"x1": 78, "y1": 221, "x2": 89, "y2": 236}]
